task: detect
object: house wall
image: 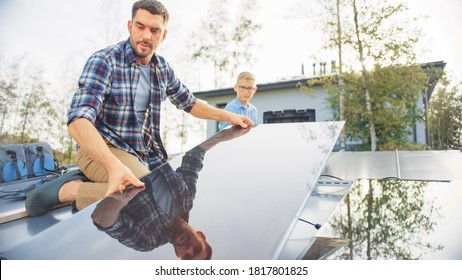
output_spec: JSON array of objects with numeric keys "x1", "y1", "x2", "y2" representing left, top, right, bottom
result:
[{"x1": 414, "y1": 94, "x2": 428, "y2": 145}]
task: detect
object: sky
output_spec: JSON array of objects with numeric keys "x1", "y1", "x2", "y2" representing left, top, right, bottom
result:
[{"x1": 1, "y1": 0, "x2": 461, "y2": 89}]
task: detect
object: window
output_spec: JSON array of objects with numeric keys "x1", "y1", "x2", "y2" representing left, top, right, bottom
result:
[
  {"x1": 263, "y1": 109, "x2": 316, "y2": 124},
  {"x1": 216, "y1": 103, "x2": 227, "y2": 131}
]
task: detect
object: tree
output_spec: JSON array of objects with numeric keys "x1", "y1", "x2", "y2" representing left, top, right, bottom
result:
[
  {"x1": 15, "y1": 62, "x2": 58, "y2": 143},
  {"x1": 320, "y1": 0, "x2": 348, "y2": 149},
  {"x1": 0, "y1": 56, "x2": 60, "y2": 148},
  {"x1": 84, "y1": 0, "x2": 127, "y2": 52},
  {"x1": 160, "y1": 100, "x2": 204, "y2": 155},
  {"x1": 367, "y1": 64, "x2": 428, "y2": 150},
  {"x1": 229, "y1": 0, "x2": 262, "y2": 80},
  {"x1": 325, "y1": 64, "x2": 429, "y2": 151},
  {"x1": 427, "y1": 76, "x2": 462, "y2": 150},
  {"x1": 328, "y1": 179, "x2": 443, "y2": 259},
  {"x1": 190, "y1": 0, "x2": 261, "y2": 89},
  {"x1": 190, "y1": 0, "x2": 232, "y2": 89},
  {"x1": 335, "y1": 0, "x2": 346, "y2": 150},
  {"x1": 347, "y1": 0, "x2": 425, "y2": 151},
  {"x1": 302, "y1": 0, "x2": 428, "y2": 151},
  {"x1": 53, "y1": 57, "x2": 82, "y2": 165},
  {"x1": 350, "y1": 0, "x2": 377, "y2": 151},
  {"x1": 0, "y1": 57, "x2": 20, "y2": 136}
]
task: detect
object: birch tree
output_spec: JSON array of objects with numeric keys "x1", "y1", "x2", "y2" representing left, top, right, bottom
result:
[
  {"x1": 428, "y1": 76, "x2": 462, "y2": 150},
  {"x1": 303, "y1": 0, "x2": 428, "y2": 151}
]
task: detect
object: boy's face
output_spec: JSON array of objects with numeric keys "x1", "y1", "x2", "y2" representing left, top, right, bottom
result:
[{"x1": 234, "y1": 79, "x2": 257, "y2": 106}]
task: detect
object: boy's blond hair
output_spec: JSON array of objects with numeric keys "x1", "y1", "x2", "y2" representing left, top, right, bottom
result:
[{"x1": 236, "y1": 71, "x2": 256, "y2": 84}]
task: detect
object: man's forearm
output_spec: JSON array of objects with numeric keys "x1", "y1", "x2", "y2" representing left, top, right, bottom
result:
[
  {"x1": 190, "y1": 99, "x2": 252, "y2": 128},
  {"x1": 190, "y1": 99, "x2": 229, "y2": 121},
  {"x1": 67, "y1": 118, "x2": 119, "y2": 170},
  {"x1": 91, "y1": 197, "x2": 125, "y2": 228}
]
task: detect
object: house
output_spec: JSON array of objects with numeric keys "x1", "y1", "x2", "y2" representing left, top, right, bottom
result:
[{"x1": 194, "y1": 61, "x2": 446, "y2": 147}]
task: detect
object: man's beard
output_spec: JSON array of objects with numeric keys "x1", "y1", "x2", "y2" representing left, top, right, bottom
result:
[
  {"x1": 133, "y1": 40, "x2": 154, "y2": 60},
  {"x1": 165, "y1": 218, "x2": 191, "y2": 246}
]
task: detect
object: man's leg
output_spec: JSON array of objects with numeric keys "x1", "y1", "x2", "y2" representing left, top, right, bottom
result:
[{"x1": 74, "y1": 144, "x2": 150, "y2": 210}]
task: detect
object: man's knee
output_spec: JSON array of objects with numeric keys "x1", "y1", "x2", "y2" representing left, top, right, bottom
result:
[{"x1": 108, "y1": 147, "x2": 149, "y2": 178}]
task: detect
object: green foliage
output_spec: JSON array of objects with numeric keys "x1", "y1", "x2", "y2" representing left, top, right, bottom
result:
[
  {"x1": 0, "y1": 55, "x2": 78, "y2": 165},
  {"x1": 427, "y1": 76, "x2": 462, "y2": 150},
  {"x1": 322, "y1": 64, "x2": 429, "y2": 150},
  {"x1": 368, "y1": 65, "x2": 428, "y2": 150},
  {"x1": 329, "y1": 179, "x2": 443, "y2": 260},
  {"x1": 0, "y1": 59, "x2": 20, "y2": 135},
  {"x1": 301, "y1": 0, "x2": 436, "y2": 151},
  {"x1": 16, "y1": 68, "x2": 57, "y2": 141},
  {"x1": 297, "y1": 76, "x2": 334, "y2": 98}
]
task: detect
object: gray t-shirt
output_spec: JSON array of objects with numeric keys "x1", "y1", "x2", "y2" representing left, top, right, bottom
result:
[{"x1": 134, "y1": 64, "x2": 151, "y2": 126}]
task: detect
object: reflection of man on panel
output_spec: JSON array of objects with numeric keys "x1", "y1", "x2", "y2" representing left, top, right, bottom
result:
[{"x1": 91, "y1": 126, "x2": 250, "y2": 260}]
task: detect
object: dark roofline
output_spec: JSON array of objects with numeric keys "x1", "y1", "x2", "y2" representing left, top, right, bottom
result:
[
  {"x1": 193, "y1": 61, "x2": 446, "y2": 99},
  {"x1": 194, "y1": 77, "x2": 311, "y2": 98},
  {"x1": 421, "y1": 60, "x2": 446, "y2": 69},
  {"x1": 421, "y1": 61, "x2": 446, "y2": 99}
]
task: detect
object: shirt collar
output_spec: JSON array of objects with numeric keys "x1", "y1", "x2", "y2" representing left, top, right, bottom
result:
[
  {"x1": 236, "y1": 98, "x2": 249, "y2": 109},
  {"x1": 125, "y1": 38, "x2": 137, "y2": 64}
]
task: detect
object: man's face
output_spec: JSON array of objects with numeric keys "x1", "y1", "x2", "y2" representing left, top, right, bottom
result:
[
  {"x1": 128, "y1": 9, "x2": 167, "y2": 65},
  {"x1": 173, "y1": 228, "x2": 208, "y2": 260}
]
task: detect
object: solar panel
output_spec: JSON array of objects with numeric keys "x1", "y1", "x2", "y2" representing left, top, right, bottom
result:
[
  {"x1": 314, "y1": 179, "x2": 462, "y2": 260},
  {"x1": 0, "y1": 122, "x2": 344, "y2": 259}
]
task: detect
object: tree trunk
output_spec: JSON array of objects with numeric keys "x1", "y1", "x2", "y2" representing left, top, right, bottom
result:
[
  {"x1": 336, "y1": 0, "x2": 346, "y2": 150},
  {"x1": 19, "y1": 93, "x2": 32, "y2": 141},
  {"x1": 352, "y1": 0, "x2": 377, "y2": 151},
  {"x1": 366, "y1": 180, "x2": 373, "y2": 259}
]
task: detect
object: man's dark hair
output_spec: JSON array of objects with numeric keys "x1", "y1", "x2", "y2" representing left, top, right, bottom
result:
[{"x1": 132, "y1": 0, "x2": 169, "y2": 24}]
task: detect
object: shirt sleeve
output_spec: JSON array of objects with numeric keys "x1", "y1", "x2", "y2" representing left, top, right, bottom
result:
[
  {"x1": 176, "y1": 146, "x2": 205, "y2": 191},
  {"x1": 94, "y1": 212, "x2": 161, "y2": 252},
  {"x1": 162, "y1": 60, "x2": 197, "y2": 113},
  {"x1": 67, "y1": 53, "x2": 111, "y2": 125}
]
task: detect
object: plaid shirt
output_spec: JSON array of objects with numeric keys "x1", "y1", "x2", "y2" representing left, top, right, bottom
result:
[
  {"x1": 67, "y1": 38, "x2": 197, "y2": 169},
  {"x1": 94, "y1": 147, "x2": 205, "y2": 252}
]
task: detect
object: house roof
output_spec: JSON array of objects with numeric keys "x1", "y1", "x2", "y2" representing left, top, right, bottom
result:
[
  {"x1": 193, "y1": 77, "x2": 310, "y2": 98},
  {"x1": 421, "y1": 60, "x2": 447, "y2": 100},
  {"x1": 193, "y1": 61, "x2": 446, "y2": 99}
]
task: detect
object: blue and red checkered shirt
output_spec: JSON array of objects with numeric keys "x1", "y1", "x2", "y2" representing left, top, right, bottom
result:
[{"x1": 67, "y1": 38, "x2": 197, "y2": 169}]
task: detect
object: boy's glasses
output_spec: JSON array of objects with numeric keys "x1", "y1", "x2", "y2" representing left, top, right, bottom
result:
[{"x1": 238, "y1": 86, "x2": 257, "y2": 92}]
